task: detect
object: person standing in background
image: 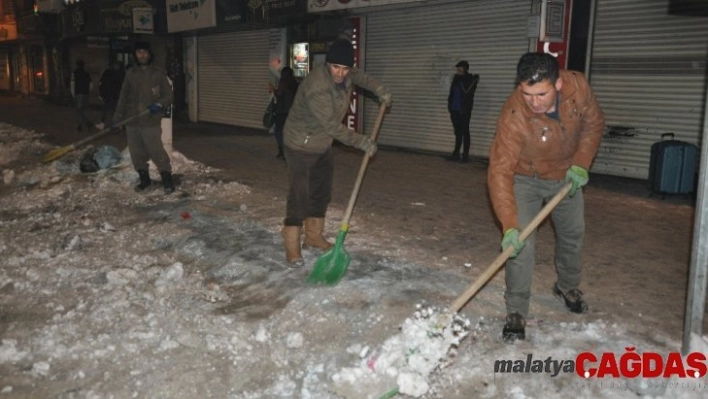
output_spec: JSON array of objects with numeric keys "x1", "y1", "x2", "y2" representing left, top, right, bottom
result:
[
  {"x1": 273, "y1": 66, "x2": 299, "y2": 160},
  {"x1": 446, "y1": 60, "x2": 479, "y2": 163},
  {"x1": 71, "y1": 60, "x2": 93, "y2": 132},
  {"x1": 97, "y1": 61, "x2": 125, "y2": 130}
]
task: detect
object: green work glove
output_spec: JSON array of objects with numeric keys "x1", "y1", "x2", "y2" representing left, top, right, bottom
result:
[
  {"x1": 501, "y1": 228, "x2": 525, "y2": 258},
  {"x1": 565, "y1": 165, "x2": 589, "y2": 197}
]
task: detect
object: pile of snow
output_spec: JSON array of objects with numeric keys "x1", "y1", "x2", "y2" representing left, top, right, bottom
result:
[{"x1": 332, "y1": 304, "x2": 470, "y2": 398}]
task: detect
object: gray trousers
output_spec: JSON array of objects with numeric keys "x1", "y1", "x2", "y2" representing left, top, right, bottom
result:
[
  {"x1": 126, "y1": 125, "x2": 171, "y2": 173},
  {"x1": 283, "y1": 146, "x2": 333, "y2": 226},
  {"x1": 505, "y1": 175, "x2": 585, "y2": 317}
]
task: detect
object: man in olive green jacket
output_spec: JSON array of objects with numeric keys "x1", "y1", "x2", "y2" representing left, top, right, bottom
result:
[
  {"x1": 282, "y1": 39, "x2": 392, "y2": 265},
  {"x1": 114, "y1": 41, "x2": 174, "y2": 194}
]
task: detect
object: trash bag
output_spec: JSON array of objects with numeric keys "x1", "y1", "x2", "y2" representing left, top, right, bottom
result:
[
  {"x1": 94, "y1": 145, "x2": 122, "y2": 169},
  {"x1": 79, "y1": 148, "x2": 99, "y2": 173}
]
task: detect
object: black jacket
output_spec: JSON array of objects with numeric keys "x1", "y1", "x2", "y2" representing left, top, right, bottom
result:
[
  {"x1": 99, "y1": 69, "x2": 125, "y2": 102},
  {"x1": 73, "y1": 68, "x2": 91, "y2": 95},
  {"x1": 447, "y1": 73, "x2": 480, "y2": 112}
]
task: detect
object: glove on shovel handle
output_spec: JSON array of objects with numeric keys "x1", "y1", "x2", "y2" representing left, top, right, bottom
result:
[{"x1": 450, "y1": 183, "x2": 572, "y2": 312}]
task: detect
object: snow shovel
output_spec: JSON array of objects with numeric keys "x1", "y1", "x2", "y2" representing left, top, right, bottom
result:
[
  {"x1": 42, "y1": 109, "x2": 151, "y2": 163},
  {"x1": 307, "y1": 103, "x2": 388, "y2": 286},
  {"x1": 450, "y1": 182, "x2": 572, "y2": 312}
]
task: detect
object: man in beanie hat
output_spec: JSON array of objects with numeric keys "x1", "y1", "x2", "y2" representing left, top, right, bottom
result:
[
  {"x1": 114, "y1": 41, "x2": 175, "y2": 194},
  {"x1": 446, "y1": 60, "x2": 479, "y2": 163},
  {"x1": 281, "y1": 38, "x2": 392, "y2": 265}
]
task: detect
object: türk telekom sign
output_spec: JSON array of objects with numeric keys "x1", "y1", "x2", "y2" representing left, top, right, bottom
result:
[
  {"x1": 308, "y1": 0, "x2": 421, "y2": 12},
  {"x1": 166, "y1": 0, "x2": 216, "y2": 32}
]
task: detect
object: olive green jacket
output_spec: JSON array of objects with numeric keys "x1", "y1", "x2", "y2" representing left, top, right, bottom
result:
[
  {"x1": 115, "y1": 64, "x2": 173, "y2": 128},
  {"x1": 283, "y1": 63, "x2": 382, "y2": 153}
]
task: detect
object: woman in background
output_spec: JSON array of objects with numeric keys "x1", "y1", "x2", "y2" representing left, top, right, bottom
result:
[{"x1": 273, "y1": 66, "x2": 298, "y2": 160}]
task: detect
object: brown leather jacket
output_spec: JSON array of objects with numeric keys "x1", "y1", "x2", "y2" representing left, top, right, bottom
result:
[{"x1": 488, "y1": 70, "x2": 605, "y2": 231}]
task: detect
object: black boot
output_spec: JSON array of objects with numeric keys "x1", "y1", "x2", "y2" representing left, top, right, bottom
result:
[
  {"x1": 160, "y1": 171, "x2": 175, "y2": 194},
  {"x1": 135, "y1": 170, "x2": 151, "y2": 192},
  {"x1": 502, "y1": 312, "x2": 526, "y2": 343},
  {"x1": 553, "y1": 283, "x2": 588, "y2": 314},
  {"x1": 445, "y1": 152, "x2": 460, "y2": 162},
  {"x1": 276, "y1": 146, "x2": 285, "y2": 160}
]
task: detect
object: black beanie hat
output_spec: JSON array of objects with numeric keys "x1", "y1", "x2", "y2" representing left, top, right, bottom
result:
[
  {"x1": 134, "y1": 41, "x2": 151, "y2": 52},
  {"x1": 326, "y1": 39, "x2": 354, "y2": 67}
]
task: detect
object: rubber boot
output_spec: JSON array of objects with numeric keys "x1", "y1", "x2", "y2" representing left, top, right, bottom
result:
[
  {"x1": 282, "y1": 226, "x2": 303, "y2": 265},
  {"x1": 160, "y1": 171, "x2": 175, "y2": 194},
  {"x1": 303, "y1": 217, "x2": 333, "y2": 251},
  {"x1": 135, "y1": 170, "x2": 152, "y2": 192}
]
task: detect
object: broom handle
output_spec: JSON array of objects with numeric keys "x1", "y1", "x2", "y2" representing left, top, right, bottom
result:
[
  {"x1": 72, "y1": 109, "x2": 151, "y2": 149},
  {"x1": 450, "y1": 183, "x2": 572, "y2": 312},
  {"x1": 340, "y1": 103, "x2": 388, "y2": 229}
]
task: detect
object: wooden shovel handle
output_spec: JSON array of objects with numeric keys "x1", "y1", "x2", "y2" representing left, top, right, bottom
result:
[
  {"x1": 450, "y1": 183, "x2": 573, "y2": 312},
  {"x1": 72, "y1": 108, "x2": 151, "y2": 149},
  {"x1": 340, "y1": 103, "x2": 388, "y2": 228}
]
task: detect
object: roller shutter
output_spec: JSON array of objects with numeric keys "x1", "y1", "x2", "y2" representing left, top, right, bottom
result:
[
  {"x1": 362, "y1": 0, "x2": 532, "y2": 157},
  {"x1": 590, "y1": 0, "x2": 707, "y2": 179},
  {"x1": 197, "y1": 29, "x2": 270, "y2": 128}
]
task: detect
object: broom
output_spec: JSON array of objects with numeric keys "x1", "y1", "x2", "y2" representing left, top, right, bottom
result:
[{"x1": 42, "y1": 109, "x2": 151, "y2": 163}]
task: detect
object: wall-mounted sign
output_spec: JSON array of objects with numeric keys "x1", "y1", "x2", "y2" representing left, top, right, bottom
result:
[
  {"x1": 72, "y1": 9, "x2": 86, "y2": 32},
  {"x1": 216, "y1": 0, "x2": 246, "y2": 26},
  {"x1": 36, "y1": 0, "x2": 63, "y2": 13},
  {"x1": 87, "y1": 36, "x2": 110, "y2": 49},
  {"x1": 247, "y1": 0, "x2": 306, "y2": 26},
  {"x1": 308, "y1": 0, "x2": 421, "y2": 12},
  {"x1": 166, "y1": 0, "x2": 217, "y2": 33},
  {"x1": 100, "y1": 0, "x2": 153, "y2": 33},
  {"x1": 133, "y1": 7, "x2": 155, "y2": 33}
]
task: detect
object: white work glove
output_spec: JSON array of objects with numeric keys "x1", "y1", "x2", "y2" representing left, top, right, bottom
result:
[{"x1": 357, "y1": 135, "x2": 378, "y2": 157}]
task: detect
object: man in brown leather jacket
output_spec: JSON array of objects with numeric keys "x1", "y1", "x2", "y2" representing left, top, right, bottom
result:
[
  {"x1": 487, "y1": 52, "x2": 605, "y2": 342},
  {"x1": 281, "y1": 39, "x2": 392, "y2": 266}
]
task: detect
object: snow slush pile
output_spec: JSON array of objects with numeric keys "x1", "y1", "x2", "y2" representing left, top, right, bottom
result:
[{"x1": 332, "y1": 304, "x2": 470, "y2": 398}]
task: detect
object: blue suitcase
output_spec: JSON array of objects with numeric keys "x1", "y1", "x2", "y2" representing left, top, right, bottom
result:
[{"x1": 648, "y1": 133, "x2": 698, "y2": 196}]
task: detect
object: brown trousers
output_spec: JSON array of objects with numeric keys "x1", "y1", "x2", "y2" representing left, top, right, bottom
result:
[{"x1": 284, "y1": 146, "x2": 333, "y2": 226}]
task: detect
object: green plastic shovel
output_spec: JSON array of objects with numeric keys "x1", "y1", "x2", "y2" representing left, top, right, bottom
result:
[{"x1": 307, "y1": 103, "x2": 388, "y2": 286}]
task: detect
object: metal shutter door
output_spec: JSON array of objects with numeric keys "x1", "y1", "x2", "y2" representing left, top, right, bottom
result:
[
  {"x1": 362, "y1": 0, "x2": 532, "y2": 157},
  {"x1": 590, "y1": 0, "x2": 708, "y2": 179},
  {"x1": 197, "y1": 30, "x2": 270, "y2": 128}
]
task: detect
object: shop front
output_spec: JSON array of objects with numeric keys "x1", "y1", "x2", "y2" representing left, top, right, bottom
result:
[
  {"x1": 350, "y1": 0, "x2": 532, "y2": 157},
  {"x1": 177, "y1": 0, "x2": 308, "y2": 128}
]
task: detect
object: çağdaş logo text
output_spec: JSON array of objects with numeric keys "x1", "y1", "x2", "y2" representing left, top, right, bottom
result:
[{"x1": 494, "y1": 347, "x2": 708, "y2": 379}]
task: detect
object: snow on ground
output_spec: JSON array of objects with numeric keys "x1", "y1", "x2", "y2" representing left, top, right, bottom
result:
[{"x1": 0, "y1": 122, "x2": 707, "y2": 398}]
